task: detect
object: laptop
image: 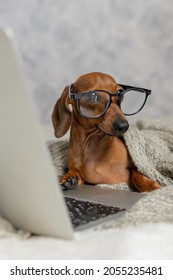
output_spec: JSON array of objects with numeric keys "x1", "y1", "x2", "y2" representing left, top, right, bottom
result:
[{"x1": 0, "y1": 27, "x2": 144, "y2": 239}]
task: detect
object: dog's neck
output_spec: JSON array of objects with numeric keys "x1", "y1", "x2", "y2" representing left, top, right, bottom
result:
[{"x1": 69, "y1": 115, "x2": 120, "y2": 149}]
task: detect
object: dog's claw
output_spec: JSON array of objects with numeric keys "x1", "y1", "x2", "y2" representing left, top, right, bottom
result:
[
  {"x1": 61, "y1": 176, "x2": 78, "y2": 191},
  {"x1": 71, "y1": 177, "x2": 78, "y2": 185},
  {"x1": 64, "y1": 181, "x2": 71, "y2": 189}
]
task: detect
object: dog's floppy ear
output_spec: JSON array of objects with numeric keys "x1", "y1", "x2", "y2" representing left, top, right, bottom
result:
[{"x1": 52, "y1": 86, "x2": 72, "y2": 138}]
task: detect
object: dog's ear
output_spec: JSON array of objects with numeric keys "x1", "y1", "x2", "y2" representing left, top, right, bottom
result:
[{"x1": 52, "y1": 86, "x2": 72, "y2": 138}]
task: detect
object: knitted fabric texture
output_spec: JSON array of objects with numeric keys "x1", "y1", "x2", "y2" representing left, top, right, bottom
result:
[{"x1": 123, "y1": 118, "x2": 173, "y2": 186}]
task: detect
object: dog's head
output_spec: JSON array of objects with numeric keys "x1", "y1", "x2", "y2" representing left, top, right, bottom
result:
[{"x1": 52, "y1": 72, "x2": 129, "y2": 138}]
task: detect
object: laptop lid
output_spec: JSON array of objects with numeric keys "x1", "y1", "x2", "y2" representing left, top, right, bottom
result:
[{"x1": 0, "y1": 27, "x2": 74, "y2": 239}]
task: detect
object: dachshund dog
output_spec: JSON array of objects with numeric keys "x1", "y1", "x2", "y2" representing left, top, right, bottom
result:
[{"x1": 52, "y1": 72, "x2": 161, "y2": 192}]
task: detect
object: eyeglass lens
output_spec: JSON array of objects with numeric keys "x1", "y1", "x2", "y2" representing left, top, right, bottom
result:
[
  {"x1": 79, "y1": 90, "x2": 146, "y2": 118},
  {"x1": 120, "y1": 90, "x2": 146, "y2": 115},
  {"x1": 79, "y1": 91, "x2": 109, "y2": 118}
]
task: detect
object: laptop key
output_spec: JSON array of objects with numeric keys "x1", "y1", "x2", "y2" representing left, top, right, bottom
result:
[{"x1": 64, "y1": 197, "x2": 126, "y2": 228}]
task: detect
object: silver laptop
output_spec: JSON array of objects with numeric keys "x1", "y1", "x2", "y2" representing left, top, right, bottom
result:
[{"x1": 0, "y1": 27, "x2": 144, "y2": 239}]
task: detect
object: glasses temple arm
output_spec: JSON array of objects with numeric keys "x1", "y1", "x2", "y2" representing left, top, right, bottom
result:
[{"x1": 118, "y1": 83, "x2": 151, "y2": 94}]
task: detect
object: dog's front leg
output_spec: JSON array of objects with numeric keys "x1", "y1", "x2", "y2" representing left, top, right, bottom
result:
[{"x1": 59, "y1": 169, "x2": 84, "y2": 190}]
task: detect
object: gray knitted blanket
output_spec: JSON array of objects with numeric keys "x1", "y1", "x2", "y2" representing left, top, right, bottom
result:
[
  {"x1": 124, "y1": 118, "x2": 173, "y2": 186},
  {"x1": 0, "y1": 119, "x2": 173, "y2": 237}
]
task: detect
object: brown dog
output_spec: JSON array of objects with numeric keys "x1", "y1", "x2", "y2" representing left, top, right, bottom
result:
[{"x1": 52, "y1": 72, "x2": 161, "y2": 192}]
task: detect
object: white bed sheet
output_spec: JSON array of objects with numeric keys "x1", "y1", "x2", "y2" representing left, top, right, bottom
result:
[{"x1": 0, "y1": 223, "x2": 173, "y2": 260}]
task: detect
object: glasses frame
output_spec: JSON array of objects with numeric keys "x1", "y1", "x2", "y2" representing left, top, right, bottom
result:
[{"x1": 68, "y1": 84, "x2": 151, "y2": 118}]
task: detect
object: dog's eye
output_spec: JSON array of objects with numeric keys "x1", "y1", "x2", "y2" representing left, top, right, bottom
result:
[{"x1": 84, "y1": 92, "x2": 98, "y2": 103}]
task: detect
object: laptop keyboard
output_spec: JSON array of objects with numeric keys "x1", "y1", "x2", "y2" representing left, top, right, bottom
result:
[{"x1": 65, "y1": 197, "x2": 126, "y2": 228}]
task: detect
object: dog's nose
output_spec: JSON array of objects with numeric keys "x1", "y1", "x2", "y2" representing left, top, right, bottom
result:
[{"x1": 113, "y1": 119, "x2": 129, "y2": 135}]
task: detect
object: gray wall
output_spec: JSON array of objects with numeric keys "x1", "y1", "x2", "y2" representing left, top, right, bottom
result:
[{"x1": 0, "y1": 0, "x2": 173, "y2": 125}]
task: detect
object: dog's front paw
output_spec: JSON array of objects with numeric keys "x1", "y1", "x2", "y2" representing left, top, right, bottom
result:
[
  {"x1": 60, "y1": 175, "x2": 78, "y2": 190},
  {"x1": 59, "y1": 170, "x2": 83, "y2": 190}
]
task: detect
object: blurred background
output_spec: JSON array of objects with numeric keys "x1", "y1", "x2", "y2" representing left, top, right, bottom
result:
[{"x1": 0, "y1": 0, "x2": 173, "y2": 131}]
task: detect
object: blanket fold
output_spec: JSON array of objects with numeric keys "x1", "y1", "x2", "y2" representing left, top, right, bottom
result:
[{"x1": 123, "y1": 119, "x2": 173, "y2": 186}]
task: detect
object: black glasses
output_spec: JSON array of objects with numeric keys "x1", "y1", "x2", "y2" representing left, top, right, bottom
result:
[{"x1": 68, "y1": 84, "x2": 151, "y2": 118}]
